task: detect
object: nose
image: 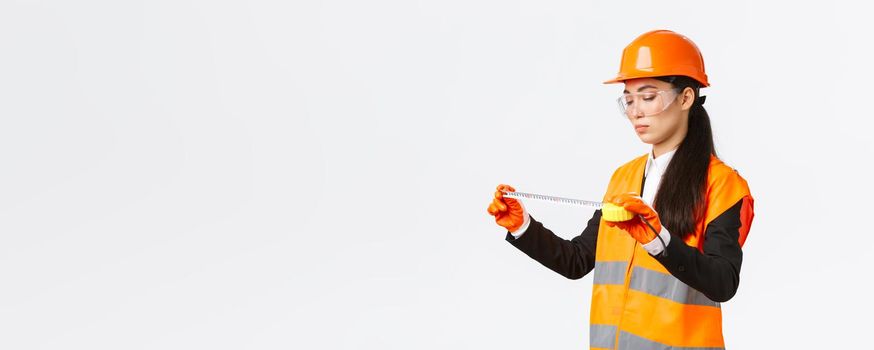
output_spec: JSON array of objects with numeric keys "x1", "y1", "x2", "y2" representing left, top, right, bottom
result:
[{"x1": 627, "y1": 105, "x2": 644, "y2": 119}]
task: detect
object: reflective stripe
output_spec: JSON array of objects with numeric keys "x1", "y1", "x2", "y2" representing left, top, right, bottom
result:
[
  {"x1": 590, "y1": 324, "x2": 617, "y2": 349},
  {"x1": 629, "y1": 267, "x2": 720, "y2": 308},
  {"x1": 593, "y1": 261, "x2": 627, "y2": 285},
  {"x1": 618, "y1": 331, "x2": 724, "y2": 350}
]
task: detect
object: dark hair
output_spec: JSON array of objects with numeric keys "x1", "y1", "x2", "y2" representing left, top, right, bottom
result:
[{"x1": 652, "y1": 76, "x2": 715, "y2": 239}]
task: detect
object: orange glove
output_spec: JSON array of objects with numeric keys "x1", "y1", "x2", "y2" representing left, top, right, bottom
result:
[
  {"x1": 486, "y1": 184, "x2": 526, "y2": 232},
  {"x1": 604, "y1": 192, "x2": 662, "y2": 244}
]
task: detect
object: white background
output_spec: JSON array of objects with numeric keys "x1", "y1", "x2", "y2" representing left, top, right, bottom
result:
[{"x1": 1, "y1": 0, "x2": 871, "y2": 349}]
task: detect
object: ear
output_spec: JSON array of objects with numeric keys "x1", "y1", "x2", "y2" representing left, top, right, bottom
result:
[{"x1": 680, "y1": 87, "x2": 696, "y2": 111}]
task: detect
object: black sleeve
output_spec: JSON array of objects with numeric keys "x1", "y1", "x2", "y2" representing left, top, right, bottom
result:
[
  {"x1": 655, "y1": 198, "x2": 744, "y2": 302},
  {"x1": 504, "y1": 210, "x2": 601, "y2": 280}
]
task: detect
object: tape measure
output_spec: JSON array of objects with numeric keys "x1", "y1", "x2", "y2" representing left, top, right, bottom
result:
[{"x1": 501, "y1": 191, "x2": 634, "y2": 222}]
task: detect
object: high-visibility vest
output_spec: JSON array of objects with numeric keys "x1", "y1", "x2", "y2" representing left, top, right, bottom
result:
[{"x1": 589, "y1": 154, "x2": 754, "y2": 350}]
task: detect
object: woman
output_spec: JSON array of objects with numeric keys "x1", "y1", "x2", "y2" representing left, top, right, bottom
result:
[{"x1": 486, "y1": 30, "x2": 755, "y2": 350}]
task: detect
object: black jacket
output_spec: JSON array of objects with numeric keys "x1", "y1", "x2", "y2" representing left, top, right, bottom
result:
[{"x1": 505, "y1": 198, "x2": 745, "y2": 303}]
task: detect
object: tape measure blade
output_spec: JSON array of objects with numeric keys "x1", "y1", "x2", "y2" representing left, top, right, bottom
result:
[{"x1": 501, "y1": 191, "x2": 602, "y2": 209}]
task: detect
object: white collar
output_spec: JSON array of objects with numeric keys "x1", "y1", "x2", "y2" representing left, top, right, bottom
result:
[{"x1": 645, "y1": 148, "x2": 678, "y2": 178}]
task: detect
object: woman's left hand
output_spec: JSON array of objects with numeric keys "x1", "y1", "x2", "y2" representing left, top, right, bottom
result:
[{"x1": 605, "y1": 192, "x2": 662, "y2": 244}]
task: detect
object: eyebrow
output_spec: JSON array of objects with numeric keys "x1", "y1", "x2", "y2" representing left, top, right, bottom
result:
[{"x1": 623, "y1": 85, "x2": 659, "y2": 93}]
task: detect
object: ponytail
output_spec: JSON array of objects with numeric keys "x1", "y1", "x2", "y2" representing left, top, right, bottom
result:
[{"x1": 653, "y1": 76, "x2": 715, "y2": 239}]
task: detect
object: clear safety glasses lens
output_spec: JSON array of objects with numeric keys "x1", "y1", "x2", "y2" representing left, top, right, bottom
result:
[{"x1": 616, "y1": 89, "x2": 680, "y2": 117}]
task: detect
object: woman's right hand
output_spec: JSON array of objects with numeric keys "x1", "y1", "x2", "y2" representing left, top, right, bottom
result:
[{"x1": 487, "y1": 184, "x2": 526, "y2": 232}]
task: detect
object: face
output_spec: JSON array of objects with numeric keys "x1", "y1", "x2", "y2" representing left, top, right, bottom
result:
[{"x1": 621, "y1": 78, "x2": 694, "y2": 146}]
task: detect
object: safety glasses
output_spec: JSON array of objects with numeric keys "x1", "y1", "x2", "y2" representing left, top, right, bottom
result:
[{"x1": 616, "y1": 88, "x2": 681, "y2": 117}]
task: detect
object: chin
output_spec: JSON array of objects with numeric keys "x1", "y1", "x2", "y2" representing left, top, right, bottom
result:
[{"x1": 636, "y1": 135, "x2": 656, "y2": 144}]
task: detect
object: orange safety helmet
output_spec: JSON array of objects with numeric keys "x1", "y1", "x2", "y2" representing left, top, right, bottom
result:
[{"x1": 604, "y1": 29, "x2": 710, "y2": 87}]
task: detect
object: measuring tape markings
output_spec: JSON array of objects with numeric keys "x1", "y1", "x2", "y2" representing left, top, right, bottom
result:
[
  {"x1": 501, "y1": 191, "x2": 603, "y2": 209},
  {"x1": 500, "y1": 191, "x2": 639, "y2": 223}
]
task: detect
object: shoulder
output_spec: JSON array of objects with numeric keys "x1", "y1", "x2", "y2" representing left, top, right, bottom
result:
[
  {"x1": 707, "y1": 156, "x2": 750, "y2": 191},
  {"x1": 706, "y1": 155, "x2": 752, "y2": 212}
]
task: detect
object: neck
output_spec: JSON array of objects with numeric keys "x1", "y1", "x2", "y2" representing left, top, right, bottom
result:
[
  {"x1": 652, "y1": 142, "x2": 680, "y2": 158},
  {"x1": 652, "y1": 124, "x2": 687, "y2": 158}
]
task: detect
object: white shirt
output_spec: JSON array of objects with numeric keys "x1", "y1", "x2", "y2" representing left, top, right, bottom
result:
[{"x1": 510, "y1": 148, "x2": 675, "y2": 255}]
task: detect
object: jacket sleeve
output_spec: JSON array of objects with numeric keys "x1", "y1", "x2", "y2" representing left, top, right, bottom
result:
[
  {"x1": 654, "y1": 197, "x2": 750, "y2": 302},
  {"x1": 504, "y1": 210, "x2": 601, "y2": 280}
]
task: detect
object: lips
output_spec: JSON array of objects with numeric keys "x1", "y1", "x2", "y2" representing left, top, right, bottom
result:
[{"x1": 634, "y1": 125, "x2": 649, "y2": 131}]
